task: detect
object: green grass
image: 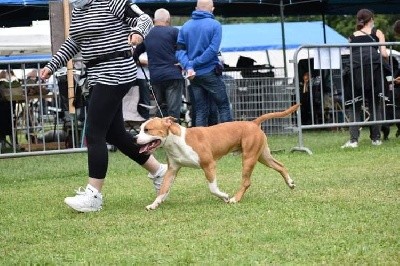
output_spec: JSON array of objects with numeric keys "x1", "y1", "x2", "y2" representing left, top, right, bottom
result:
[{"x1": 0, "y1": 128, "x2": 399, "y2": 264}]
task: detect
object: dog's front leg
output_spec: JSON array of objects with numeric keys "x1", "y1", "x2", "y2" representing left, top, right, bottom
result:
[
  {"x1": 146, "y1": 168, "x2": 178, "y2": 210},
  {"x1": 203, "y1": 165, "x2": 229, "y2": 202},
  {"x1": 208, "y1": 180, "x2": 229, "y2": 202}
]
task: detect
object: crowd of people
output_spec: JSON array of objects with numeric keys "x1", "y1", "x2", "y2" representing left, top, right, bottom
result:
[{"x1": 298, "y1": 9, "x2": 400, "y2": 148}]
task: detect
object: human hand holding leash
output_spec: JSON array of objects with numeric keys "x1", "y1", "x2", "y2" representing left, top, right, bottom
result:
[{"x1": 128, "y1": 33, "x2": 144, "y2": 46}]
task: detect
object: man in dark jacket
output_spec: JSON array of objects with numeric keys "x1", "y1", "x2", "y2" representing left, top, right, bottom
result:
[{"x1": 144, "y1": 8, "x2": 184, "y2": 121}]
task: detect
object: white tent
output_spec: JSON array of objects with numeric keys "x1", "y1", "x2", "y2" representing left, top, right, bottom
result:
[
  {"x1": 219, "y1": 21, "x2": 348, "y2": 78},
  {"x1": 0, "y1": 20, "x2": 348, "y2": 78},
  {"x1": 0, "y1": 20, "x2": 51, "y2": 56}
]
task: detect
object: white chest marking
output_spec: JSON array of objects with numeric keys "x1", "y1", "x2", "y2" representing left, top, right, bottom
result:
[{"x1": 164, "y1": 127, "x2": 201, "y2": 168}]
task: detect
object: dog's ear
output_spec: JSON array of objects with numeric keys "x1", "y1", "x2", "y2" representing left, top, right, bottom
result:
[
  {"x1": 163, "y1": 116, "x2": 176, "y2": 127},
  {"x1": 163, "y1": 116, "x2": 181, "y2": 136}
]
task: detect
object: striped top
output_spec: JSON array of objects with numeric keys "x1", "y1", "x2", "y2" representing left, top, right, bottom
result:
[{"x1": 45, "y1": 0, "x2": 153, "y2": 88}]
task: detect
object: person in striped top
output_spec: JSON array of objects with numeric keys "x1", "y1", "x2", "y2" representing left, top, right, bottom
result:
[{"x1": 40, "y1": 0, "x2": 167, "y2": 212}]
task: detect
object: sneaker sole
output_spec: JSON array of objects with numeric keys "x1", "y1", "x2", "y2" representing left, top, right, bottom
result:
[
  {"x1": 341, "y1": 145, "x2": 358, "y2": 148},
  {"x1": 64, "y1": 199, "x2": 102, "y2": 213}
]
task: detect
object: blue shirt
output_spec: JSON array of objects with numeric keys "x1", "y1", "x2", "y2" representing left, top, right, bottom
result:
[{"x1": 176, "y1": 10, "x2": 222, "y2": 76}]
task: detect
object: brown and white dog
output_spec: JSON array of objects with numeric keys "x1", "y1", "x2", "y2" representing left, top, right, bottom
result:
[{"x1": 136, "y1": 104, "x2": 299, "y2": 210}]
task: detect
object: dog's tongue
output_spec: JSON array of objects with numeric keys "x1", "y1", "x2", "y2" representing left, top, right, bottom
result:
[
  {"x1": 138, "y1": 140, "x2": 161, "y2": 154},
  {"x1": 139, "y1": 143, "x2": 151, "y2": 154}
]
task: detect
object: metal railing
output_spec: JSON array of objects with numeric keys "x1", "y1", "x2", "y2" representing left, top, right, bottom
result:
[
  {"x1": 291, "y1": 42, "x2": 400, "y2": 154},
  {"x1": 0, "y1": 57, "x2": 87, "y2": 158}
]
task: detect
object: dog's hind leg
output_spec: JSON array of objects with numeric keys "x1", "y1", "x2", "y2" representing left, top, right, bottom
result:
[
  {"x1": 259, "y1": 146, "x2": 295, "y2": 189},
  {"x1": 203, "y1": 162, "x2": 230, "y2": 202}
]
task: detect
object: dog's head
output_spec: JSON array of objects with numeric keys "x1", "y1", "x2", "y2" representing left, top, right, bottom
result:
[{"x1": 135, "y1": 116, "x2": 180, "y2": 154}]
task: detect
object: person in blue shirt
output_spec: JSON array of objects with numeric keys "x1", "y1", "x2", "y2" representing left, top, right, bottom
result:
[{"x1": 176, "y1": 0, "x2": 232, "y2": 127}]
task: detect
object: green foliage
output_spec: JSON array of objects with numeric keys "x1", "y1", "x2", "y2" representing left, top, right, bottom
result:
[
  {"x1": 327, "y1": 14, "x2": 399, "y2": 42},
  {"x1": 0, "y1": 129, "x2": 399, "y2": 264}
]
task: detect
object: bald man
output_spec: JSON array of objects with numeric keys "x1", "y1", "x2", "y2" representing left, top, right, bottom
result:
[
  {"x1": 143, "y1": 8, "x2": 184, "y2": 121},
  {"x1": 197, "y1": 0, "x2": 214, "y2": 11},
  {"x1": 176, "y1": 0, "x2": 232, "y2": 127}
]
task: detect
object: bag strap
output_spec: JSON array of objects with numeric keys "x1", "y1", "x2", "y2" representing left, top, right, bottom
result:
[{"x1": 359, "y1": 30, "x2": 376, "y2": 42}]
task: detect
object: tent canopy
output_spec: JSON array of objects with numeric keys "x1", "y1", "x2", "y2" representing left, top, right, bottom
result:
[
  {"x1": 220, "y1": 21, "x2": 347, "y2": 52},
  {"x1": 0, "y1": 0, "x2": 399, "y2": 26},
  {"x1": 0, "y1": 20, "x2": 345, "y2": 56},
  {"x1": 0, "y1": 20, "x2": 51, "y2": 56}
]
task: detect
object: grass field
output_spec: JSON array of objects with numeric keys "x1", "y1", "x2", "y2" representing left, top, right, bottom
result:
[{"x1": 0, "y1": 128, "x2": 399, "y2": 264}]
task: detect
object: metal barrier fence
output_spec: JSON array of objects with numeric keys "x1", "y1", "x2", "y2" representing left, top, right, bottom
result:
[
  {"x1": 291, "y1": 42, "x2": 400, "y2": 154},
  {"x1": 223, "y1": 73, "x2": 295, "y2": 135},
  {"x1": 0, "y1": 56, "x2": 297, "y2": 158},
  {"x1": 5, "y1": 42, "x2": 399, "y2": 158},
  {"x1": 0, "y1": 57, "x2": 87, "y2": 158},
  {"x1": 222, "y1": 66, "x2": 296, "y2": 135}
]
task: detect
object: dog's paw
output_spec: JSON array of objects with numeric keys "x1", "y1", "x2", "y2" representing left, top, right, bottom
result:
[
  {"x1": 228, "y1": 197, "x2": 237, "y2": 204},
  {"x1": 145, "y1": 204, "x2": 158, "y2": 211},
  {"x1": 221, "y1": 193, "x2": 230, "y2": 203},
  {"x1": 286, "y1": 176, "x2": 295, "y2": 189}
]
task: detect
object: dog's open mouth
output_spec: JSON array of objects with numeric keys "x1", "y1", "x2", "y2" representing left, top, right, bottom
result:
[{"x1": 138, "y1": 139, "x2": 162, "y2": 154}]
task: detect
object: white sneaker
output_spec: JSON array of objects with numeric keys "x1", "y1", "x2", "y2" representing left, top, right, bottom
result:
[
  {"x1": 371, "y1": 140, "x2": 382, "y2": 146},
  {"x1": 64, "y1": 184, "x2": 103, "y2": 212},
  {"x1": 148, "y1": 163, "x2": 167, "y2": 193},
  {"x1": 341, "y1": 141, "x2": 358, "y2": 148}
]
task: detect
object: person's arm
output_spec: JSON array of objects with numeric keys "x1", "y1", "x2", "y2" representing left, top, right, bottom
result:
[
  {"x1": 376, "y1": 29, "x2": 389, "y2": 58},
  {"x1": 191, "y1": 23, "x2": 222, "y2": 68},
  {"x1": 41, "y1": 37, "x2": 80, "y2": 79},
  {"x1": 176, "y1": 42, "x2": 195, "y2": 79},
  {"x1": 133, "y1": 42, "x2": 146, "y2": 61},
  {"x1": 109, "y1": 0, "x2": 153, "y2": 45},
  {"x1": 127, "y1": 12, "x2": 153, "y2": 41},
  {"x1": 176, "y1": 28, "x2": 191, "y2": 70},
  {"x1": 176, "y1": 22, "x2": 222, "y2": 70}
]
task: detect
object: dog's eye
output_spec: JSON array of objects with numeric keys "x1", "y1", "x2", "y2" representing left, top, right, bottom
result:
[{"x1": 144, "y1": 128, "x2": 149, "y2": 133}]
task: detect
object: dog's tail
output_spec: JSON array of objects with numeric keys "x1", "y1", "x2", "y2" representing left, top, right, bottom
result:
[{"x1": 252, "y1": 103, "x2": 300, "y2": 126}]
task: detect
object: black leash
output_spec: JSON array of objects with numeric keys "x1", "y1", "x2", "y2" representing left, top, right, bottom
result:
[{"x1": 137, "y1": 61, "x2": 164, "y2": 117}]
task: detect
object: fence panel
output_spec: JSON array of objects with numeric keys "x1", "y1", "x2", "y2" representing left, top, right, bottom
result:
[
  {"x1": 223, "y1": 71, "x2": 296, "y2": 135},
  {"x1": 0, "y1": 58, "x2": 296, "y2": 158},
  {"x1": 0, "y1": 57, "x2": 86, "y2": 158},
  {"x1": 291, "y1": 42, "x2": 400, "y2": 154}
]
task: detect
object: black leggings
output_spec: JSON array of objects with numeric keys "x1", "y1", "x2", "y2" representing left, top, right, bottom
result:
[{"x1": 85, "y1": 82, "x2": 150, "y2": 179}]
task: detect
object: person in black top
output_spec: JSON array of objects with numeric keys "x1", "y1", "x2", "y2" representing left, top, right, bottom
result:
[{"x1": 341, "y1": 8, "x2": 388, "y2": 148}]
